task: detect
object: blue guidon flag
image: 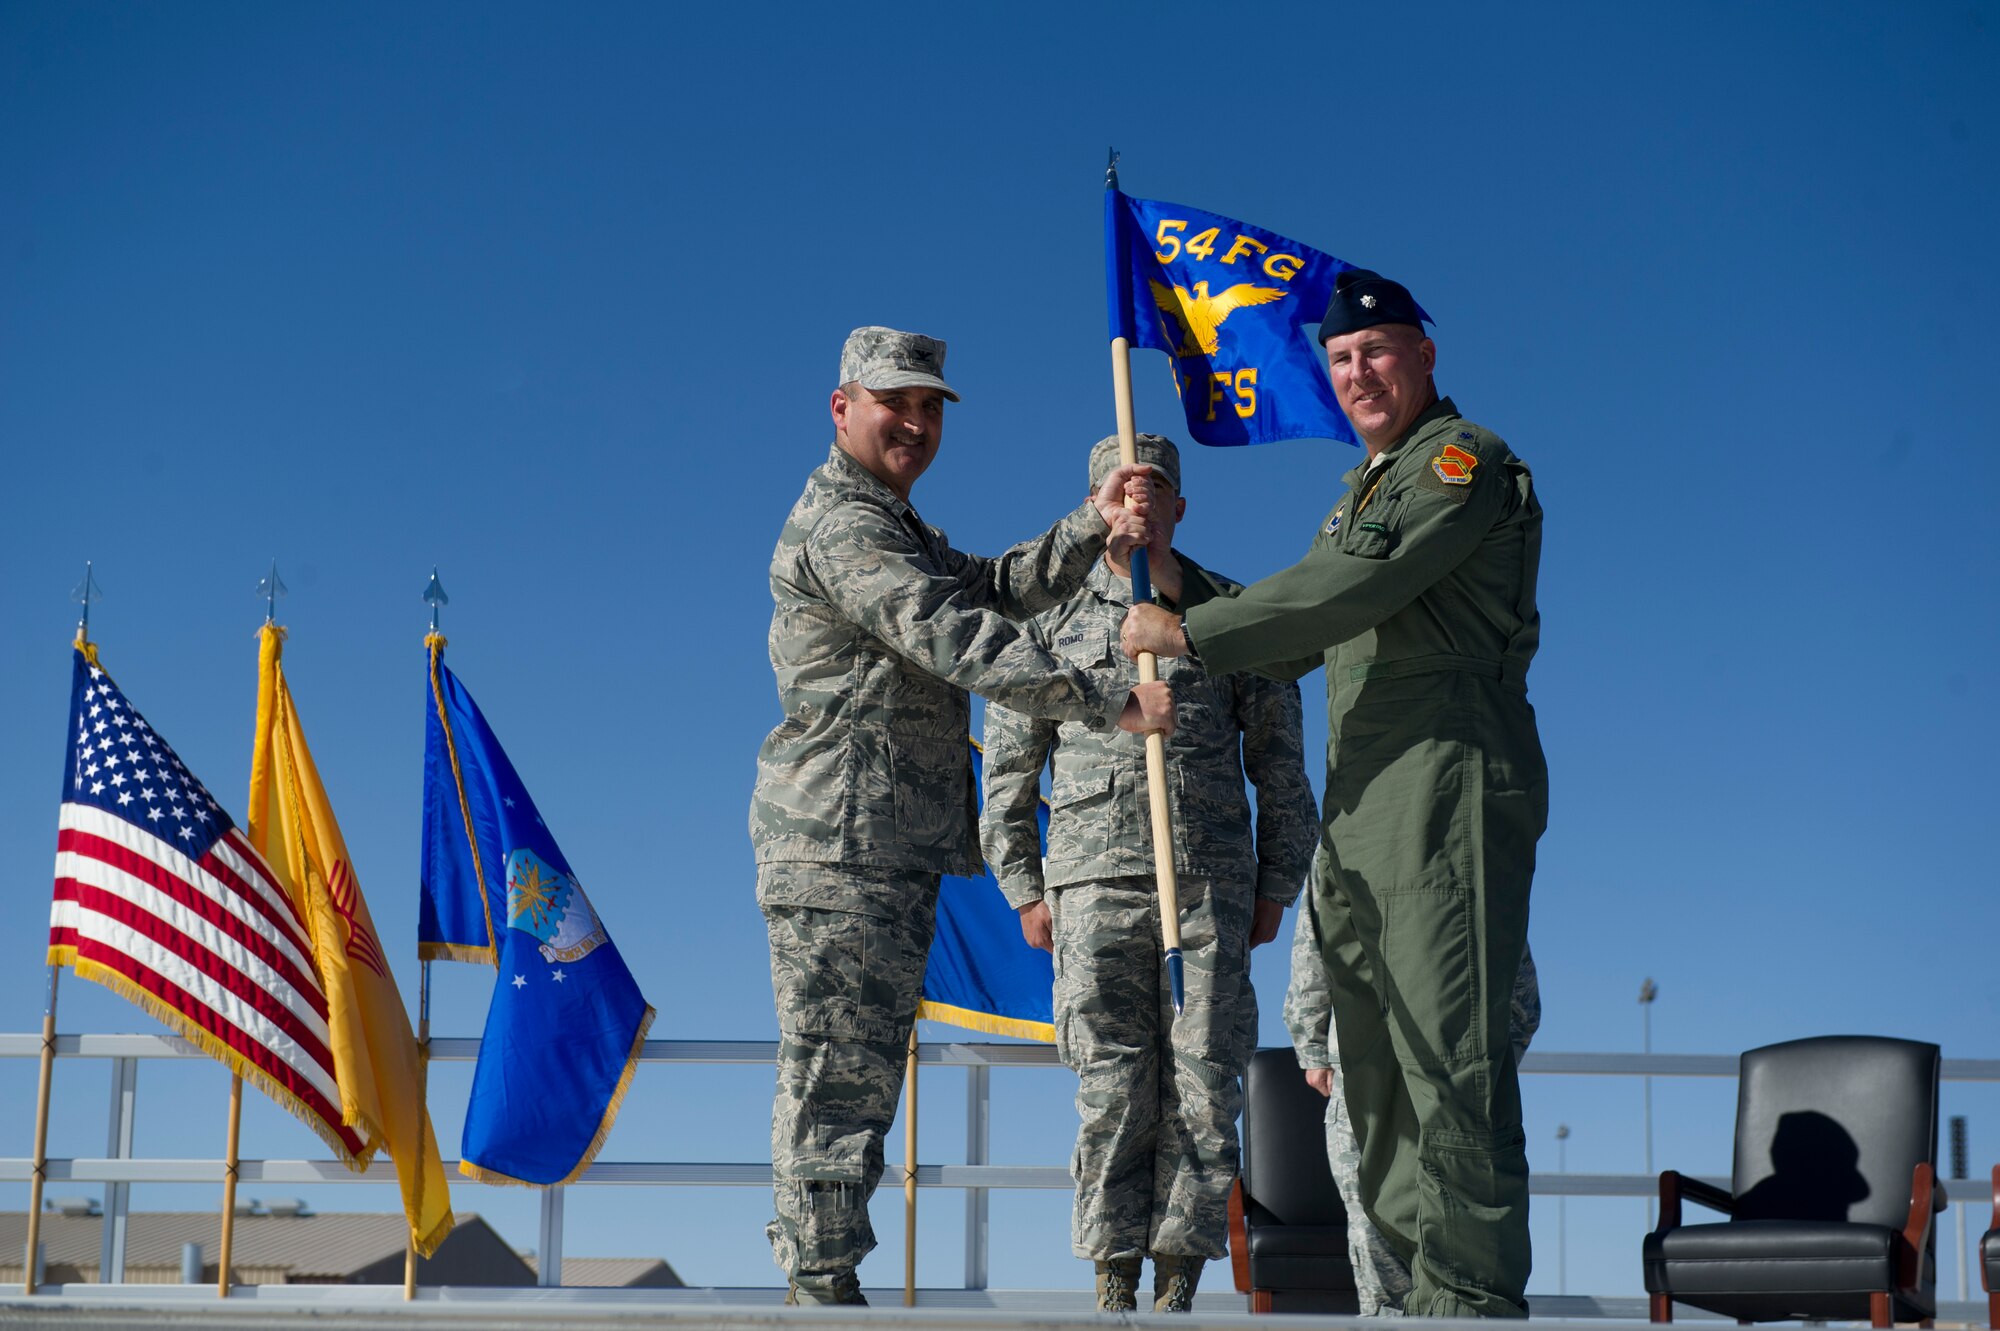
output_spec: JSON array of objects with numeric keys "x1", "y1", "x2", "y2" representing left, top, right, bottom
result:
[
  {"x1": 1106, "y1": 188, "x2": 1360, "y2": 447},
  {"x1": 421, "y1": 637, "x2": 654, "y2": 1186},
  {"x1": 917, "y1": 741, "x2": 1055, "y2": 1042}
]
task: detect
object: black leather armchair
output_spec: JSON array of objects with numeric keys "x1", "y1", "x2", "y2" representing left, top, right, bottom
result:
[
  {"x1": 1981, "y1": 1163, "x2": 1998, "y2": 1329},
  {"x1": 1643, "y1": 1035, "x2": 1943, "y2": 1327},
  {"x1": 1228, "y1": 1046, "x2": 1359, "y2": 1314}
]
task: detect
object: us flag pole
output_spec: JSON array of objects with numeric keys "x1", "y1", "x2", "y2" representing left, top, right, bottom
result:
[{"x1": 26, "y1": 568, "x2": 103, "y2": 1294}]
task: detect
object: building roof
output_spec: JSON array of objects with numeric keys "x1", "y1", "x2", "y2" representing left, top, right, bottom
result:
[{"x1": 524, "y1": 1256, "x2": 683, "y2": 1288}]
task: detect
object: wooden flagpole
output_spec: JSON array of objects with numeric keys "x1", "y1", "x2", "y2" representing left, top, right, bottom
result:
[
  {"x1": 404, "y1": 958, "x2": 431, "y2": 1299},
  {"x1": 30, "y1": 601, "x2": 100, "y2": 1292},
  {"x1": 902, "y1": 1023, "x2": 919, "y2": 1307},
  {"x1": 1108, "y1": 149, "x2": 1186, "y2": 1014},
  {"x1": 1110, "y1": 337, "x2": 1187, "y2": 1013},
  {"x1": 407, "y1": 577, "x2": 448, "y2": 1300},
  {"x1": 216, "y1": 1074, "x2": 242, "y2": 1296},
  {"x1": 23, "y1": 966, "x2": 60, "y2": 1294},
  {"x1": 221, "y1": 565, "x2": 285, "y2": 1299}
]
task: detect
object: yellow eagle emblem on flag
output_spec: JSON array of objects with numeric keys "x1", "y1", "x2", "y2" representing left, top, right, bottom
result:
[{"x1": 1150, "y1": 279, "x2": 1288, "y2": 357}]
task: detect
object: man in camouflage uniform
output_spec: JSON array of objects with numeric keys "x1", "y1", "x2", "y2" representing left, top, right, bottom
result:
[
  {"x1": 1285, "y1": 876, "x2": 1542, "y2": 1314},
  {"x1": 981, "y1": 434, "x2": 1318, "y2": 1313},
  {"x1": 750, "y1": 327, "x2": 1176, "y2": 1306},
  {"x1": 1123, "y1": 270, "x2": 1547, "y2": 1317}
]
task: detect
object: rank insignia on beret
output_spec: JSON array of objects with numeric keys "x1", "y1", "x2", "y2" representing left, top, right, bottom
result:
[
  {"x1": 1430, "y1": 442, "x2": 1478, "y2": 486},
  {"x1": 1360, "y1": 294, "x2": 1377, "y2": 309}
]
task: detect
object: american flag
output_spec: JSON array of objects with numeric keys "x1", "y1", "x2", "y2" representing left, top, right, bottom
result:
[{"x1": 49, "y1": 646, "x2": 367, "y2": 1163}]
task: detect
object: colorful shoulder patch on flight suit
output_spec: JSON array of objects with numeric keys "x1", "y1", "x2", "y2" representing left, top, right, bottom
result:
[{"x1": 1414, "y1": 431, "x2": 1482, "y2": 504}]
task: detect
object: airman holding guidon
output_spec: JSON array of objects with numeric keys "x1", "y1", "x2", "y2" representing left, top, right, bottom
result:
[{"x1": 750, "y1": 326, "x2": 1175, "y2": 1306}]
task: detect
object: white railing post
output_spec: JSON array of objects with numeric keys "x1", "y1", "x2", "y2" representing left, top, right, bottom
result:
[
  {"x1": 100, "y1": 1055, "x2": 137, "y2": 1284},
  {"x1": 963, "y1": 1062, "x2": 989, "y2": 1290},
  {"x1": 537, "y1": 1185, "x2": 564, "y2": 1287}
]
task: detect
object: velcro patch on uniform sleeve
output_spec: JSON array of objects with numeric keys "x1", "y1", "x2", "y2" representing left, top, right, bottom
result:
[{"x1": 1414, "y1": 442, "x2": 1479, "y2": 503}]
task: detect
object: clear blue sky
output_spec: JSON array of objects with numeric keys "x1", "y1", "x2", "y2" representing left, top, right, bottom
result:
[{"x1": 3, "y1": 0, "x2": 1995, "y2": 1299}]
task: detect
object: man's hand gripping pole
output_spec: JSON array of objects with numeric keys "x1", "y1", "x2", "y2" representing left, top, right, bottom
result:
[{"x1": 1110, "y1": 337, "x2": 1185, "y2": 1016}]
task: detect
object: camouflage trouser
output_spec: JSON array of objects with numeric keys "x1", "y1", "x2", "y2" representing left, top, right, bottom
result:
[
  {"x1": 1326, "y1": 1083, "x2": 1414, "y2": 1315},
  {"x1": 1050, "y1": 875, "x2": 1252, "y2": 1261},
  {"x1": 759, "y1": 866, "x2": 939, "y2": 1291},
  {"x1": 1327, "y1": 954, "x2": 1541, "y2": 1316}
]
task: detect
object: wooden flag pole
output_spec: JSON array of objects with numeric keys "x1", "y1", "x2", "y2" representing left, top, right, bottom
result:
[
  {"x1": 28, "y1": 616, "x2": 92, "y2": 1292},
  {"x1": 902, "y1": 1023, "x2": 919, "y2": 1307},
  {"x1": 23, "y1": 966, "x2": 60, "y2": 1294},
  {"x1": 216, "y1": 1073, "x2": 243, "y2": 1296},
  {"x1": 1110, "y1": 335, "x2": 1187, "y2": 1014},
  {"x1": 404, "y1": 958, "x2": 431, "y2": 1300}
]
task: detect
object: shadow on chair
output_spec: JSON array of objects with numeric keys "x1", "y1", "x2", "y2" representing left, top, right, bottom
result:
[
  {"x1": 1228, "y1": 1046, "x2": 1359, "y2": 1314},
  {"x1": 1642, "y1": 1035, "x2": 1943, "y2": 1327}
]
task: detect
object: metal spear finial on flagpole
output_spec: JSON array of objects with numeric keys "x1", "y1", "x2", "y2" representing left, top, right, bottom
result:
[
  {"x1": 422, "y1": 568, "x2": 449, "y2": 634},
  {"x1": 1106, "y1": 146, "x2": 1120, "y2": 191},
  {"x1": 70, "y1": 561, "x2": 103, "y2": 644},
  {"x1": 256, "y1": 560, "x2": 288, "y2": 625}
]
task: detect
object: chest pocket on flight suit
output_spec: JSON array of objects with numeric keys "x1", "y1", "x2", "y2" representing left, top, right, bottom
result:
[{"x1": 1344, "y1": 488, "x2": 1404, "y2": 559}]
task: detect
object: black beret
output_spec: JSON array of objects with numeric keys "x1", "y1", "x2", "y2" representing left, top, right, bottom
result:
[{"x1": 1317, "y1": 268, "x2": 1433, "y2": 343}]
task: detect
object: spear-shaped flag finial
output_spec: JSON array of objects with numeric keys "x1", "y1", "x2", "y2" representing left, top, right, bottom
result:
[
  {"x1": 70, "y1": 561, "x2": 103, "y2": 643},
  {"x1": 1105, "y1": 146, "x2": 1120, "y2": 192},
  {"x1": 257, "y1": 560, "x2": 288, "y2": 624},
  {"x1": 422, "y1": 567, "x2": 449, "y2": 634}
]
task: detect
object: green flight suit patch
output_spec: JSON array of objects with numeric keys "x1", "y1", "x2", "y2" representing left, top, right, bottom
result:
[{"x1": 1413, "y1": 445, "x2": 1479, "y2": 504}]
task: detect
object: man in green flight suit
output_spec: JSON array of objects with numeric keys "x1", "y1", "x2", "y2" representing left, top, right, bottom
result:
[{"x1": 1122, "y1": 270, "x2": 1547, "y2": 1318}]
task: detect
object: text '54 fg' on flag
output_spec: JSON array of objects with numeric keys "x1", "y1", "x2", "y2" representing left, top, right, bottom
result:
[
  {"x1": 1109, "y1": 187, "x2": 1391, "y2": 448},
  {"x1": 49, "y1": 639, "x2": 369, "y2": 1166},
  {"x1": 247, "y1": 624, "x2": 454, "y2": 1256},
  {"x1": 420, "y1": 635, "x2": 654, "y2": 1187},
  {"x1": 918, "y1": 740, "x2": 1054, "y2": 1042}
]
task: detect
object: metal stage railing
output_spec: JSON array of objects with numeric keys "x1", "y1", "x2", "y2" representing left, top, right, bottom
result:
[{"x1": 4, "y1": 1033, "x2": 1997, "y2": 1313}]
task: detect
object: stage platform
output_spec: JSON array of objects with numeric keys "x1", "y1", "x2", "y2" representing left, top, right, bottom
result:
[{"x1": 1, "y1": 1284, "x2": 1992, "y2": 1329}]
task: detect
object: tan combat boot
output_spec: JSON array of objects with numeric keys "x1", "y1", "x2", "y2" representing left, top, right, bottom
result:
[
  {"x1": 1152, "y1": 1254, "x2": 1205, "y2": 1312},
  {"x1": 1093, "y1": 1256, "x2": 1141, "y2": 1312},
  {"x1": 786, "y1": 1271, "x2": 867, "y2": 1306}
]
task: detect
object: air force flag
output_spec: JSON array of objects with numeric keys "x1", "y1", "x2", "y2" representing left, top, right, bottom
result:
[
  {"x1": 421, "y1": 638, "x2": 654, "y2": 1185},
  {"x1": 1107, "y1": 187, "x2": 1360, "y2": 448},
  {"x1": 917, "y1": 742, "x2": 1055, "y2": 1042}
]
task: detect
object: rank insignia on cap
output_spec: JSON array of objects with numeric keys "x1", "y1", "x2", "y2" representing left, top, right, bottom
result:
[
  {"x1": 1360, "y1": 294, "x2": 1377, "y2": 309},
  {"x1": 1430, "y1": 442, "x2": 1478, "y2": 486}
]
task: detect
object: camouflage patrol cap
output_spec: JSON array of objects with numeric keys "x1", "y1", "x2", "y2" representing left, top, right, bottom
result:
[
  {"x1": 1088, "y1": 433, "x2": 1181, "y2": 493},
  {"x1": 838, "y1": 326, "x2": 960, "y2": 402}
]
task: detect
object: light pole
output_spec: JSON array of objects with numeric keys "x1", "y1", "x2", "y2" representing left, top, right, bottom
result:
[
  {"x1": 1556, "y1": 1123, "x2": 1571, "y2": 1295},
  {"x1": 1640, "y1": 978, "x2": 1658, "y2": 1227}
]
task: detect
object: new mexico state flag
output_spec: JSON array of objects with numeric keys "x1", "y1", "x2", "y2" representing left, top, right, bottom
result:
[{"x1": 247, "y1": 623, "x2": 454, "y2": 1257}]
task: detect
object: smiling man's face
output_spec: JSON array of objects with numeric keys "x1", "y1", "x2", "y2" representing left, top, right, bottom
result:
[
  {"x1": 831, "y1": 383, "x2": 946, "y2": 500},
  {"x1": 1323, "y1": 323, "x2": 1436, "y2": 454}
]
